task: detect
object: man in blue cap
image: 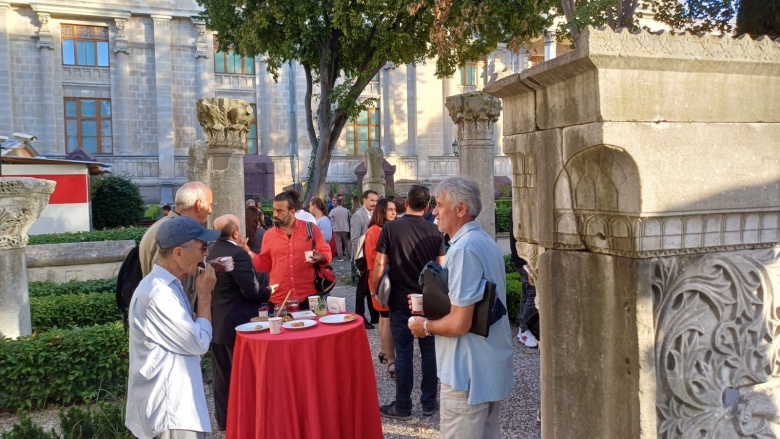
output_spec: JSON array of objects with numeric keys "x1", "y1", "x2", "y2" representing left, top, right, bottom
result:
[{"x1": 125, "y1": 216, "x2": 220, "y2": 439}]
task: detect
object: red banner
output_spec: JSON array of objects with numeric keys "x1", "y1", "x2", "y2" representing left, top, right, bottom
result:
[{"x1": 4, "y1": 174, "x2": 89, "y2": 204}]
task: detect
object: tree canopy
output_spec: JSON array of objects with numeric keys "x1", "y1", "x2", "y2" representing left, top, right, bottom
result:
[{"x1": 198, "y1": 0, "x2": 553, "y2": 200}]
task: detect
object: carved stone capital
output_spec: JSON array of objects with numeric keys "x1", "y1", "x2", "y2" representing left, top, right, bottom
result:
[
  {"x1": 35, "y1": 13, "x2": 54, "y2": 50},
  {"x1": 196, "y1": 98, "x2": 254, "y2": 149},
  {"x1": 191, "y1": 18, "x2": 209, "y2": 59},
  {"x1": 0, "y1": 178, "x2": 56, "y2": 250},
  {"x1": 113, "y1": 18, "x2": 130, "y2": 55},
  {"x1": 445, "y1": 92, "x2": 502, "y2": 141},
  {"x1": 151, "y1": 14, "x2": 171, "y2": 28}
]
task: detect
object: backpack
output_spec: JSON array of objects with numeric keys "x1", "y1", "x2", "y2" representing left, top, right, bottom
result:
[
  {"x1": 354, "y1": 234, "x2": 368, "y2": 275},
  {"x1": 116, "y1": 246, "x2": 143, "y2": 331},
  {"x1": 304, "y1": 222, "x2": 337, "y2": 296}
]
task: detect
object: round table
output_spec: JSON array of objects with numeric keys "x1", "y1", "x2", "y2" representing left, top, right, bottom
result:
[{"x1": 226, "y1": 315, "x2": 383, "y2": 439}]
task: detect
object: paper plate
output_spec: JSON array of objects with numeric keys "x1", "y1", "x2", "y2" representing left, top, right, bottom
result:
[
  {"x1": 282, "y1": 320, "x2": 317, "y2": 330},
  {"x1": 236, "y1": 322, "x2": 270, "y2": 333},
  {"x1": 319, "y1": 314, "x2": 359, "y2": 325}
]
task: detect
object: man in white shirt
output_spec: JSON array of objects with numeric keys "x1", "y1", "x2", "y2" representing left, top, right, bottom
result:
[{"x1": 126, "y1": 216, "x2": 220, "y2": 439}]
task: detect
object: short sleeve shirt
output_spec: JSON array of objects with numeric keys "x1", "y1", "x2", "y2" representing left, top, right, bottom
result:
[
  {"x1": 435, "y1": 221, "x2": 516, "y2": 405},
  {"x1": 375, "y1": 215, "x2": 445, "y2": 311}
]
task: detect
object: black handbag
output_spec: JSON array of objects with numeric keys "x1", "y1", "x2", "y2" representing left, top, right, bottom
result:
[
  {"x1": 418, "y1": 261, "x2": 506, "y2": 338},
  {"x1": 305, "y1": 222, "x2": 336, "y2": 296}
]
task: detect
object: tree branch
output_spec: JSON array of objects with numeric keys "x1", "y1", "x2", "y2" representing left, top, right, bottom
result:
[{"x1": 302, "y1": 64, "x2": 318, "y2": 152}]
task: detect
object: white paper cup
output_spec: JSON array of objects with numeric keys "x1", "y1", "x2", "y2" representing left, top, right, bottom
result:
[
  {"x1": 269, "y1": 317, "x2": 283, "y2": 334},
  {"x1": 410, "y1": 294, "x2": 424, "y2": 314},
  {"x1": 304, "y1": 250, "x2": 314, "y2": 262},
  {"x1": 308, "y1": 296, "x2": 319, "y2": 310},
  {"x1": 219, "y1": 256, "x2": 234, "y2": 272}
]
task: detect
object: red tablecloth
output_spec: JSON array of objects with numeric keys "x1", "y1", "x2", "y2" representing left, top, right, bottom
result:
[{"x1": 226, "y1": 316, "x2": 383, "y2": 439}]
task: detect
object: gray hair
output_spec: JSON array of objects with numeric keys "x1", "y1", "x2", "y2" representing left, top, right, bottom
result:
[
  {"x1": 433, "y1": 176, "x2": 482, "y2": 219},
  {"x1": 175, "y1": 181, "x2": 210, "y2": 210}
]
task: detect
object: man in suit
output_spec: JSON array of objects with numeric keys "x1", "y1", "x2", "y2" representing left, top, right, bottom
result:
[
  {"x1": 350, "y1": 189, "x2": 379, "y2": 328},
  {"x1": 208, "y1": 214, "x2": 273, "y2": 431}
]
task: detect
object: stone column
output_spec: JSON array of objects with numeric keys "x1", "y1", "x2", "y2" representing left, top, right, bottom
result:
[
  {"x1": 112, "y1": 18, "x2": 131, "y2": 155},
  {"x1": 362, "y1": 146, "x2": 386, "y2": 197},
  {"x1": 0, "y1": 178, "x2": 55, "y2": 338},
  {"x1": 381, "y1": 63, "x2": 397, "y2": 155},
  {"x1": 0, "y1": 2, "x2": 14, "y2": 132},
  {"x1": 544, "y1": 30, "x2": 556, "y2": 61},
  {"x1": 485, "y1": 27, "x2": 780, "y2": 438},
  {"x1": 35, "y1": 13, "x2": 57, "y2": 156},
  {"x1": 445, "y1": 92, "x2": 501, "y2": 238},
  {"x1": 191, "y1": 18, "x2": 212, "y2": 142},
  {"x1": 196, "y1": 98, "x2": 253, "y2": 232},
  {"x1": 152, "y1": 15, "x2": 175, "y2": 202}
]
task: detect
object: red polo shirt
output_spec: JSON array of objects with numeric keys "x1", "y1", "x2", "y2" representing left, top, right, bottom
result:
[{"x1": 253, "y1": 219, "x2": 332, "y2": 304}]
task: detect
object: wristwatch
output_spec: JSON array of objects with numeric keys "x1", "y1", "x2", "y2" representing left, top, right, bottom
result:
[{"x1": 423, "y1": 319, "x2": 431, "y2": 337}]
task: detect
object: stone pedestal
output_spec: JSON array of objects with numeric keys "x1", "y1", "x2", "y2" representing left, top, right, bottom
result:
[
  {"x1": 362, "y1": 146, "x2": 387, "y2": 197},
  {"x1": 485, "y1": 27, "x2": 780, "y2": 438},
  {"x1": 195, "y1": 98, "x2": 253, "y2": 231},
  {"x1": 0, "y1": 178, "x2": 55, "y2": 338},
  {"x1": 445, "y1": 92, "x2": 501, "y2": 239}
]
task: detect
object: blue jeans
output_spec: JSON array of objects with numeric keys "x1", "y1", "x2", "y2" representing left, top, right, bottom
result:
[{"x1": 389, "y1": 309, "x2": 438, "y2": 412}]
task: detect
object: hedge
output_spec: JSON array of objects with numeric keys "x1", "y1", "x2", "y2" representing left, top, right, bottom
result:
[
  {"x1": 495, "y1": 200, "x2": 511, "y2": 234},
  {"x1": 506, "y1": 272, "x2": 523, "y2": 325},
  {"x1": 29, "y1": 278, "x2": 116, "y2": 298},
  {"x1": 31, "y1": 293, "x2": 120, "y2": 332},
  {"x1": 0, "y1": 322, "x2": 128, "y2": 412},
  {"x1": 28, "y1": 228, "x2": 147, "y2": 246}
]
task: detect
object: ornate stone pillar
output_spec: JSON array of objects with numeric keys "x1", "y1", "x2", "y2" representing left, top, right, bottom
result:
[
  {"x1": 0, "y1": 178, "x2": 56, "y2": 338},
  {"x1": 112, "y1": 18, "x2": 131, "y2": 155},
  {"x1": 445, "y1": 92, "x2": 501, "y2": 238},
  {"x1": 196, "y1": 98, "x2": 253, "y2": 231},
  {"x1": 0, "y1": 2, "x2": 14, "y2": 132},
  {"x1": 35, "y1": 13, "x2": 57, "y2": 156},
  {"x1": 152, "y1": 15, "x2": 175, "y2": 202},
  {"x1": 544, "y1": 30, "x2": 556, "y2": 61},
  {"x1": 191, "y1": 18, "x2": 213, "y2": 143},
  {"x1": 486, "y1": 27, "x2": 780, "y2": 438}
]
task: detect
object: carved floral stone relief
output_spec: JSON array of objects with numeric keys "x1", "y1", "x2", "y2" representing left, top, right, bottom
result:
[
  {"x1": 653, "y1": 248, "x2": 780, "y2": 438},
  {"x1": 196, "y1": 98, "x2": 254, "y2": 149},
  {"x1": 0, "y1": 179, "x2": 56, "y2": 250}
]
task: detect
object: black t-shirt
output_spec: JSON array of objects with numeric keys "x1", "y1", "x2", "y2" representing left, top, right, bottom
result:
[{"x1": 376, "y1": 215, "x2": 445, "y2": 311}]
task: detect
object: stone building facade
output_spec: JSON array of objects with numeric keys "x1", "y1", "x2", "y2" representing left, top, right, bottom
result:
[{"x1": 1, "y1": 0, "x2": 568, "y2": 202}]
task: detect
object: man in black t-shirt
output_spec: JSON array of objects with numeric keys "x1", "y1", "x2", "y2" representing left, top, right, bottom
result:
[{"x1": 373, "y1": 185, "x2": 446, "y2": 420}]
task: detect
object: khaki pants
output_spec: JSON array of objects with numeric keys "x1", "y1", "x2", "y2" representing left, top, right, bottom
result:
[
  {"x1": 154, "y1": 430, "x2": 205, "y2": 439},
  {"x1": 440, "y1": 384, "x2": 500, "y2": 439}
]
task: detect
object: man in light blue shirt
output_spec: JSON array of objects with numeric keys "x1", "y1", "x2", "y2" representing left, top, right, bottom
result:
[
  {"x1": 409, "y1": 176, "x2": 515, "y2": 439},
  {"x1": 126, "y1": 216, "x2": 220, "y2": 439}
]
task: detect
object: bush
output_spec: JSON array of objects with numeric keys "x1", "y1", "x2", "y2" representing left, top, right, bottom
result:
[
  {"x1": 1, "y1": 412, "x2": 59, "y2": 439},
  {"x1": 143, "y1": 204, "x2": 160, "y2": 220},
  {"x1": 29, "y1": 278, "x2": 116, "y2": 298},
  {"x1": 31, "y1": 293, "x2": 120, "y2": 332},
  {"x1": 59, "y1": 402, "x2": 133, "y2": 439},
  {"x1": 91, "y1": 176, "x2": 144, "y2": 230},
  {"x1": 505, "y1": 272, "x2": 523, "y2": 325},
  {"x1": 503, "y1": 254, "x2": 517, "y2": 273},
  {"x1": 0, "y1": 322, "x2": 128, "y2": 412},
  {"x1": 28, "y1": 228, "x2": 147, "y2": 246},
  {"x1": 495, "y1": 199, "x2": 511, "y2": 234}
]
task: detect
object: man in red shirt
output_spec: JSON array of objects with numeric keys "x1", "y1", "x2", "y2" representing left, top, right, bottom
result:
[{"x1": 253, "y1": 191, "x2": 331, "y2": 310}]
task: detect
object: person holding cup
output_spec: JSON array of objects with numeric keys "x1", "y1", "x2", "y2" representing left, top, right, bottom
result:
[{"x1": 207, "y1": 214, "x2": 274, "y2": 432}]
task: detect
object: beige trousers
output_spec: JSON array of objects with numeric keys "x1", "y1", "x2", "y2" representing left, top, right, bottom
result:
[{"x1": 439, "y1": 384, "x2": 501, "y2": 439}]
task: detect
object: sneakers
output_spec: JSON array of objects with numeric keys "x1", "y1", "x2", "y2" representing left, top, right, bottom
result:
[
  {"x1": 380, "y1": 402, "x2": 413, "y2": 421},
  {"x1": 518, "y1": 330, "x2": 538, "y2": 348},
  {"x1": 422, "y1": 402, "x2": 439, "y2": 417}
]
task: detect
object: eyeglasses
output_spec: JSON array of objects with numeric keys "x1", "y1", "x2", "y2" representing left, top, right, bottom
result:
[{"x1": 182, "y1": 242, "x2": 209, "y2": 253}]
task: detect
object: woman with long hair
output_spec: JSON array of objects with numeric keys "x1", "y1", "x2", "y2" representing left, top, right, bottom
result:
[
  {"x1": 365, "y1": 198, "x2": 397, "y2": 377},
  {"x1": 309, "y1": 197, "x2": 333, "y2": 244},
  {"x1": 245, "y1": 206, "x2": 265, "y2": 254}
]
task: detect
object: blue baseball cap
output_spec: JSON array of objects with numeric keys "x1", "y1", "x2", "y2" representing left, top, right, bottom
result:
[{"x1": 156, "y1": 216, "x2": 220, "y2": 249}]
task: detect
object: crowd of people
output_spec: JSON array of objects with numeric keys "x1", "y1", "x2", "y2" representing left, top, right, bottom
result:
[{"x1": 126, "y1": 177, "x2": 524, "y2": 438}]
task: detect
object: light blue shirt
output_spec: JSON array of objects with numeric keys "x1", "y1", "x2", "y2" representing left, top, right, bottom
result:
[
  {"x1": 316, "y1": 216, "x2": 333, "y2": 243},
  {"x1": 126, "y1": 265, "x2": 213, "y2": 439},
  {"x1": 436, "y1": 221, "x2": 516, "y2": 405}
]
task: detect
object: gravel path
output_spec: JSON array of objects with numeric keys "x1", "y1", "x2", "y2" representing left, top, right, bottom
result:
[{"x1": 1, "y1": 259, "x2": 541, "y2": 438}]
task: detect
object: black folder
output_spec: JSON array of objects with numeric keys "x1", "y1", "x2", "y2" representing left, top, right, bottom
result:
[{"x1": 419, "y1": 263, "x2": 504, "y2": 338}]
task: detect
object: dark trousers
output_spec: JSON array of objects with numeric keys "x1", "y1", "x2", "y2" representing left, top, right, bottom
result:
[
  {"x1": 355, "y1": 270, "x2": 378, "y2": 323},
  {"x1": 389, "y1": 308, "x2": 438, "y2": 412},
  {"x1": 211, "y1": 343, "x2": 234, "y2": 430},
  {"x1": 519, "y1": 267, "x2": 538, "y2": 333}
]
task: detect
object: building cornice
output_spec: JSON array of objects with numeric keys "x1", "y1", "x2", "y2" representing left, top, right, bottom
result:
[{"x1": 29, "y1": 2, "x2": 131, "y2": 19}]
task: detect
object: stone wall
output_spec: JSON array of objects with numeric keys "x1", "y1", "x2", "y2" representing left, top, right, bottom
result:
[
  {"x1": 486, "y1": 26, "x2": 780, "y2": 438},
  {"x1": 25, "y1": 240, "x2": 135, "y2": 283}
]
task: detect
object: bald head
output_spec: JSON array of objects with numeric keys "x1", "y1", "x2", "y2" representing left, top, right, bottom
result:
[{"x1": 214, "y1": 214, "x2": 240, "y2": 240}]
